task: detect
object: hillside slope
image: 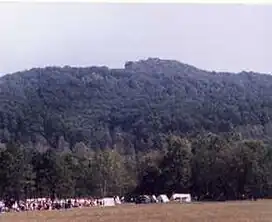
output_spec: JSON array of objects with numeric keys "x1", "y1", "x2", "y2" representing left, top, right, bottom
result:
[{"x1": 1, "y1": 58, "x2": 272, "y2": 152}]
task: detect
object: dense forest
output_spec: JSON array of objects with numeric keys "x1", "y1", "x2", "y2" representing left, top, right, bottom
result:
[
  {"x1": 0, "y1": 58, "x2": 272, "y2": 200},
  {"x1": 0, "y1": 133, "x2": 271, "y2": 202}
]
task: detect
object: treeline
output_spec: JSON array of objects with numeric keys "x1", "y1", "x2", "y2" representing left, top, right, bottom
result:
[{"x1": 1, "y1": 133, "x2": 271, "y2": 202}]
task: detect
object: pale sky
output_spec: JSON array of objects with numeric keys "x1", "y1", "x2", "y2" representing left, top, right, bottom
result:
[{"x1": 0, "y1": 3, "x2": 271, "y2": 75}]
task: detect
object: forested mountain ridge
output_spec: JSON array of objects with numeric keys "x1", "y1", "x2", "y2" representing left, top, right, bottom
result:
[
  {"x1": 0, "y1": 58, "x2": 272, "y2": 201},
  {"x1": 1, "y1": 58, "x2": 272, "y2": 152}
]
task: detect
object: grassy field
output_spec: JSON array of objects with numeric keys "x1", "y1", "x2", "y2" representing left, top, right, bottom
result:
[{"x1": 1, "y1": 200, "x2": 272, "y2": 222}]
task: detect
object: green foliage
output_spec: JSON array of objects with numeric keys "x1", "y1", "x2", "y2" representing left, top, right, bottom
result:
[
  {"x1": 133, "y1": 134, "x2": 272, "y2": 200},
  {"x1": 0, "y1": 59, "x2": 271, "y2": 200},
  {"x1": 0, "y1": 134, "x2": 271, "y2": 200},
  {"x1": 1, "y1": 59, "x2": 272, "y2": 151},
  {"x1": 0, "y1": 143, "x2": 35, "y2": 202},
  {"x1": 32, "y1": 149, "x2": 75, "y2": 199},
  {"x1": 159, "y1": 136, "x2": 192, "y2": 194}
]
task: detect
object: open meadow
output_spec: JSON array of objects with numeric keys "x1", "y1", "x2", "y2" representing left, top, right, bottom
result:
[{"x1": 1, "y1": 200, "x2": 272, "y2": 222}]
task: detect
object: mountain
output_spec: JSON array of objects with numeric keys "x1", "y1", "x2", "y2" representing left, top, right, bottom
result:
[{"x1": 1, "y1": 58, "x2": 272, "y2": 152}]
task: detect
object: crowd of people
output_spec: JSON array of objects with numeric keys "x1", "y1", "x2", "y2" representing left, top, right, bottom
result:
[
  {"x1": 0, "y1": 193, "x2": 196, "y2": 213},
  {"x1": 0, "y1": 196, "x2": 122, "y2": 213}
]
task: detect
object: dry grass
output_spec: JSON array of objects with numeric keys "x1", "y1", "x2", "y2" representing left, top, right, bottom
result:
[{"x1": 1, "y1": 200, "x2": 272, "y2": 222}]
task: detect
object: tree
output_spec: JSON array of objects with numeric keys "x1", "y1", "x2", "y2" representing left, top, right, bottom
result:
[
  {"x1": 32, "y1": 149, "x2": 75, "y2": 199},
  {"x1": 191, "y1": 133, "x2": 231, "y2": 200},
  {"x1": 232, "y1": 140, "x2": 270, "y2": 199},
  {"x1": 92, "y1": 149, "x2": 129, "y2": 197},
  {"x1": 0, "y1": 143, "x2": 35, "y2": 204},
  {"x1": 159, "y1": 136, "x2": 192, "y2": 195},
  {"x1": 135, "y1": 150, "x2": 163, "y2": 195}
]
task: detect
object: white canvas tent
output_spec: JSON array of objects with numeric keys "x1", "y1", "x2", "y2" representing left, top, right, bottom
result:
[
  {"x1": 114, "y1": 196, "x2": 121, "y2": 204},
  {"x1": 171, "y1": 193, "x2": 191, "y2": 203},
  {"x1": 0, "y1": 200, "x2": 5, "y2": 210},
  {"x1": 151, "y1": 195, "x2": 158, "y2": 203},
  {"x1": 102, "y1": 197, "x2": 115, "y2": 206},
  {"x1": 157, "y1": 194, "x2": 169, "y2": 203}
]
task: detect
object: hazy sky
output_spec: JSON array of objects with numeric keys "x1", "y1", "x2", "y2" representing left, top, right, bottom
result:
[{"x1": 0, "y1": 3, "x2": 271, "y2": 75}]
